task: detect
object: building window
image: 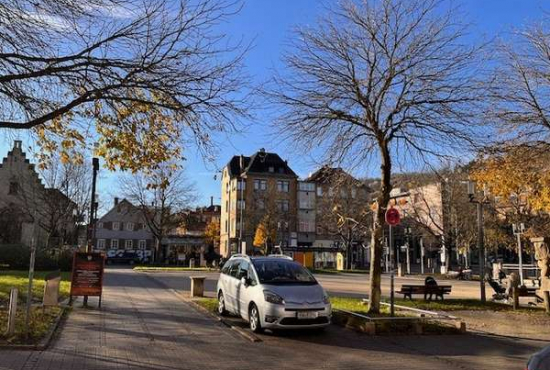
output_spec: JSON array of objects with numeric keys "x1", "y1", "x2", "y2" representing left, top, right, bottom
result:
[
  {"x1": 97, "y1": 239, "x2": 106, "y2": 249},
  {"x1": 110, "y1": 239, "x2": 119, "y2": 249},
  {"x1": 237, "y1": 180, "x2": 246, "y2": 190},
  {"x1": 299, "y1": 182, "x2": 315, "y2": 191},
  {"x1": 125, "y1": 240, "x2": 133, "y2": 250},
  {"x1": 299, "y1": 222, "x2": 315, "y2": 233},
  {"x1": 254, "y1": 179, "x2": 267, "y2": 191},
  {"x1": 98, "y1": 222, "x2": 104, "y2": 229},
  {"x1": 277, "y1": 180, "x2": 289, "y2": 193},
  {"x1": 237, "y1": 200, "x2": 245, "y2": 210},
  {"x1": 317, "y1": 225, "x2": 323, "y2": 234},
  {"x1": 112, "y1": 222, "x2": 120, "y2": 231},
  {"x1": 268, "y1": 166, "x2": 274, "y2": 173},
  {"x1": 351, "y1": 188, "x2": 357, "y2": 199},
  {"x1": 317, "y1": 187, "x2": 323, "y2": 197},
  {"x1": 225, "y1": 220, "x2": 228, "y2": 232},
  {"x1": 126, "y1": 222, "x2": 134, "y2": 231},
  {"x1": 277, "y1": 200, "x2": 290, "y2": 212},
  {"x1": 138, "y1": 240, "x2": 146, "y2": 250},
  {"x1": 256, "y1": 199, "x2": 265, "y2": 210},
  {"x1": 142, "y1": 223, "x2": 148, "y2": 230},
  {"x1": 299, "y1": 200, "x2": 313, "y2": 209},
  {"x1": 328, "y1": 187, "x2": 334, "y2": 196},
  {"x1": 8, "y1": 181, "x2": 19, "y2": 195}
]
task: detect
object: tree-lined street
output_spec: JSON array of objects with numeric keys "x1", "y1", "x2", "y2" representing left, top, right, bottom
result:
[{"x1": 0, "y1": 267, "x2": 545, "y2": 370}]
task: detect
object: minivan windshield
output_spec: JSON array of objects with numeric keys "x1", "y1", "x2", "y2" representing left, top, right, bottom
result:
[{"x1": 252, "y1": 259, "x2": 317, "y2": 285}]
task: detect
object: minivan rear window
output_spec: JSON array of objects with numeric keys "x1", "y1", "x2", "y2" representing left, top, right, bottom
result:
[{"x1": 252, "y1": 260, "x2": 317, "y2": 285}]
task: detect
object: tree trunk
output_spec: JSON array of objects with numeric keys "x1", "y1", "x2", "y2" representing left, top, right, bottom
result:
[
  {"x1": 368, "y1": 141, "x2": 392, "y2": 314},
  {"x1": 154, "y1": 238, "x2": 161, "y2": 264}
]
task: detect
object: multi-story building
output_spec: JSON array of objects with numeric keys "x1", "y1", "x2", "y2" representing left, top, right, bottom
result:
[
  {"x1": 220, "y1": 149, "x2": 298, "y2": 257},
  {"x1": 0, "y1": 140, "x2": 77, "y2": 248},
  {"x1": 93, "y1": 198, "x2": 155, "y2": 263},
  {"x1": 163, "y1": 200, "x2": 221, "y2": 266},
  {"x1": 306, "y1": 167, "x2": 372, "y2": 268}
]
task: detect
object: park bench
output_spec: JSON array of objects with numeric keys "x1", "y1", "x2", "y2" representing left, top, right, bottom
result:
[
  {"x1": 397, "y1": 284, "x2": 452, "y2": 301},
  {"x1": 516, "y1": 286, "x2": 544, "y2": 303}
]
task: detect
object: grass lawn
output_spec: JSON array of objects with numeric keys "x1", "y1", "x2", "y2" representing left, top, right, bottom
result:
[
  {"x1": 0, "y1": 270, "x2": 71, "y2": 305},
  {"x1": 0, "y1": 270, "x2": 71, "y2": 344},
  {"x1": 195, "y1": 297, "x2": 218, "y2": 314},
  {"x1": 0, "y1": 306, "x2": 65, "y2": 344},
  {"x1": 133, "y1": 266, "x2": 216, "y2": 272}
]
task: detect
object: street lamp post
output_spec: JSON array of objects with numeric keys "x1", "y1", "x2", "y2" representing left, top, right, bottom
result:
[
  {"x1": 512, "y1": 223, "x2": 526, "y2": 286},
  {"x1": 404, "y1": 227, "x2": 412, "y2": 275},
  {"x1": 467, "y1": 181, "x2": 489, "y2": 303}
]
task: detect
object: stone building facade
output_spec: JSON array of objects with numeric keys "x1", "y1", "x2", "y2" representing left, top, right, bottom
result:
[{"x1": 0, "y1": 140, "x2": 76, "y2": 248}]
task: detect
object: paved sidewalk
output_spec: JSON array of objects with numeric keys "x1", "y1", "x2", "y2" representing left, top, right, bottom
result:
[{"x1": 0, "y1": 268, "x2": 545, "y2": 370}]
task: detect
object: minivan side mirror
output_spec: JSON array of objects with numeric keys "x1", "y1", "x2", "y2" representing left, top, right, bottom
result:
[{"x1": 241, "y1": 277, "x2": 248, "y2": 286}]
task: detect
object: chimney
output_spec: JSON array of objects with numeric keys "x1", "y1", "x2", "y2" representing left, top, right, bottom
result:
[
  {"x1": 210, "y1": 196, "x2": 213, "y2": 207},
  {"x1": 114, "y1": 197, "x2": 119, "y2": 206},
  {"x1": 13, "y1": 140, "x2": 22, "y2": 150},
  {"x1": 259, "y1": 148, "x2": 265, "y2": 153}
]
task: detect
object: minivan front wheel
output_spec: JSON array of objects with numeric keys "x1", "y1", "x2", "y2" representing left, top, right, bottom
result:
[
  {"x1": 249, "y1": 304, "x2": 263, "y2": 333},
  {"x1": 218, "y1": 292, "x2": 228, "y2": 316}
]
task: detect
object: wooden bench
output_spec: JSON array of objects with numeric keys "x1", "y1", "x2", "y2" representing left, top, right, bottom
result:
[
  {"x1": 397, "y1": 284, "x2": 452, "y2": 301},
  {"x1": 517, "y1": 286, "x2": 544, "y2": 303}
]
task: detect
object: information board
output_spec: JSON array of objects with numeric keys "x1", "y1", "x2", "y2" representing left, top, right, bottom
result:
[{"x1": 70, "y1": 252, "x2": 105, "y2": 304}]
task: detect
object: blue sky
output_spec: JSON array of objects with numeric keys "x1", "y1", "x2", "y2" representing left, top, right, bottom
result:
[{"x1": 1, "y1": 0, "x2": 549, "y2": 210}]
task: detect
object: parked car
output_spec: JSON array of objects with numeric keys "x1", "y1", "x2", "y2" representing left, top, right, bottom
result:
[
  {"x1": 216, "y1": 254, "x2": 331, "y2": 333},
  {"x1": 527, "y1": 345, "x2": 550, "y2": 370}
]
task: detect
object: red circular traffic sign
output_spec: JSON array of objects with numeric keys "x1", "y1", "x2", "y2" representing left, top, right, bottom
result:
[{"x1": 385, "y1": 207, "x2": 401, "y2": 226}]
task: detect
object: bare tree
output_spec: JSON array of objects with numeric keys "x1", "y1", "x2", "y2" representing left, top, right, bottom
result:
[
  {"x1": 38, "y1": 159, "x2": 91, "y2": 247},
  {"x1": 0, "y1": 0, "x2": 249, "y2": 169},
  {"x1": 120, "y1": 165, "x2": 197, "y2": 262},
  {"x1": 268, "y1": 0, "x2": 487, "y2": 313},
  {"x1": 491, "y1": 20, "x2": 550, "y2": 146},
  {"x1": 314, "y1": 168, "x2": 371, "y2": 269}
]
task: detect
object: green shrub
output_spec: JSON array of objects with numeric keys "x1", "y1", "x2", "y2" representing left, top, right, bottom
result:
[{"x1": 0, "y1": 244, "x2": 73, "y2": 271}]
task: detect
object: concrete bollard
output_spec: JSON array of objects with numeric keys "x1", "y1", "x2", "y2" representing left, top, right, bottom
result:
[
  {"x1": 456, "y1": 321, "x2": 467, "y2": 333},
  {"x1": 190, "y1": 276, "x2": 206, "y2": 298},
  {"x1": 6, "y1": 288, "x2": 18, "y2": 336}
]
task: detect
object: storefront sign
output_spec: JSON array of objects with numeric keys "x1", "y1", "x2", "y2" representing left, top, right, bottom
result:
[{"x1": 70, "y1": 252, "x2": 105, "y2": 303}]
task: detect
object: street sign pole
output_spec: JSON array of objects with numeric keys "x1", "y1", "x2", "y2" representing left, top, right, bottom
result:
[
  {"x1": 389, "y1": 224, "x2": 395, "y2": 317},
  {"x1": 385, "y1": 207, "x2": 400, "y2": 317}
]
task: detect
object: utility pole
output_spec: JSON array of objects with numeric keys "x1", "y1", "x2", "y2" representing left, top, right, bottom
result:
[
  {"x1": 84, "y1": 157, "x2": 99, "y2": 307},
  {"x1": 420, "y1": 237, "x2": 425, "y2": 275},
  {"x1": 238, "y1": 176, "x2": 245, "y2": 254},
  {"x1": 467, "y1": 181, "x2": 488, "y2": 303},
  {"x1": 512, "y1": 223, "x2": 525, "y2": 286}
]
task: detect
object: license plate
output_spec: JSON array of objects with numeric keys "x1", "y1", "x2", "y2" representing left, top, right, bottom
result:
[{"x1": 297, "y1": 311, "x2": 318, "y2": 319}]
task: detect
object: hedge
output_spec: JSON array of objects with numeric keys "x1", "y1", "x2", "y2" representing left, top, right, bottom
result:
[{"x1": 0, "y1": 244, "x2": 73, "y2": 271}]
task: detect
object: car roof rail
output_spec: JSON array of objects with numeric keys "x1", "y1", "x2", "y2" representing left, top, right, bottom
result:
[
  {"x1": 229, "y1": 253, "x2": 250, "y2": 260},
  {"x1": 267, "y1": 254, "x2": 293, "y2": 260}
]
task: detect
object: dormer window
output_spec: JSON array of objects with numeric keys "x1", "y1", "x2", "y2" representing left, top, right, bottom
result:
[{"x1": 268, "y1": 166, "x2": 274, "y2": 173}]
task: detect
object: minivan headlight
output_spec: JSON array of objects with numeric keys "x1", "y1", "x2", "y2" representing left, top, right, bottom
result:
[
  {"x1": 263, "y1": 290, "x2": 285, "y2": 305},
  {"x1": 323, "y1": 292, "x2": 330, "y2": 305}
]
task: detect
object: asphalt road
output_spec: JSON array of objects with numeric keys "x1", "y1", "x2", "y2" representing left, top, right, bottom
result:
[
  {"x1": 145, "y1": 270, "x2": 488, "y2": 300},
  {"x1": 0, "y1": 267, "x2": 544, "y2": 370}
]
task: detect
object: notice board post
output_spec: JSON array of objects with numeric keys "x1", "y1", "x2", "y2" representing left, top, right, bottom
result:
[{"x1": 70, "y1": 252, "x2": 105, "y2": 307}]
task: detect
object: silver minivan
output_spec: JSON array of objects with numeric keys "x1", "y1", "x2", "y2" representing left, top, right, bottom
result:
[{"x1": 216, "y1": 254, "x2": 332, "y2": 333}]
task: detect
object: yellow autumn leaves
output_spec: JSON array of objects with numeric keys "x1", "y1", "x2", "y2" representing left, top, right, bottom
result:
[
  {"x1": 471, "y1": 146, "x2": 550, "y2": 213},
  {"x1": 32, "y1": 89, "x2": 183, "y2": 177}
]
